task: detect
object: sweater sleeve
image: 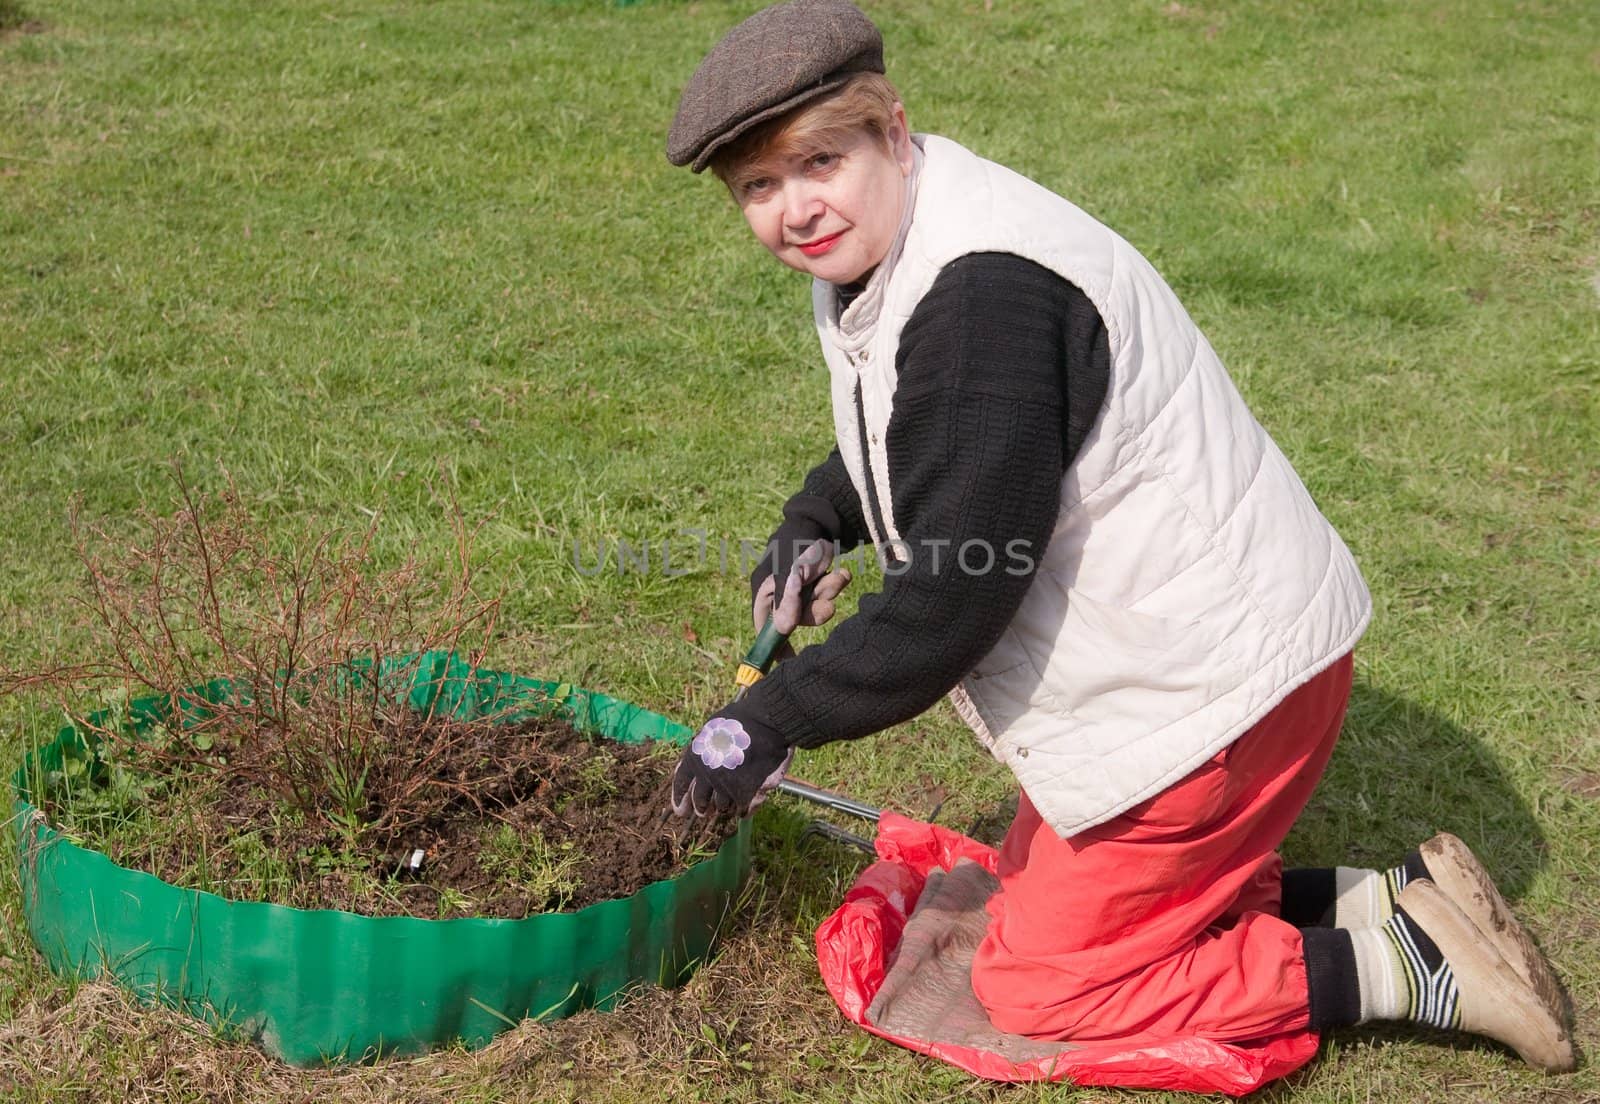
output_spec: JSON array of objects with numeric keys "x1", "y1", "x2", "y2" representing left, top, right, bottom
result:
[
  {"x1": 800, "y1": 447, "x2": 870, "y2": 552},
  {"x1": 737, "y1": 252, "x2": 1110, "y2": 748},
  {"x1": 748, "y1": 447, "x2": 870, "y2": 599}
]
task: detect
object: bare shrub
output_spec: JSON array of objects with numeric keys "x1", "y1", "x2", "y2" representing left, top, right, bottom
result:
[{"x1": 6, "y1": 466, "x2": 509, "y2": 844}]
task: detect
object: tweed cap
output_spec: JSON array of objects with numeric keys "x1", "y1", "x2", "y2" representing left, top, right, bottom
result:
[{"x1": 668, "y1": 0, "x2": 884, "y2": 172}]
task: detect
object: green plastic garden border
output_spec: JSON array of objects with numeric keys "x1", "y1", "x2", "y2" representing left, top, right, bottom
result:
[{"x1": 9, "y1": 651, "x2": 752, "y2": 1065}]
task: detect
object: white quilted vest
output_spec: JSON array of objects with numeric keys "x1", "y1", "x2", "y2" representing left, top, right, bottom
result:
[{"x1": 812, "y1": 134, "x2": 1371, "y2": 838}]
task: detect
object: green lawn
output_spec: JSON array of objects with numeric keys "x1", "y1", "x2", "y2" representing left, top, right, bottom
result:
[{"x1": 2, "y1": 0, "x2": 1597, "y2": 1100}]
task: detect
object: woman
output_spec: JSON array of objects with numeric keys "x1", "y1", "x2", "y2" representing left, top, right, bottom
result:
[{"x1": 663, "y1": 0, "x2": 1572, "y2": 1072}]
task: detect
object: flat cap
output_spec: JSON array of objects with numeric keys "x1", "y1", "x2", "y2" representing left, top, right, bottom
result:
[{"x1": 668, "y1": 0, "x2": 884, "y2": 173}]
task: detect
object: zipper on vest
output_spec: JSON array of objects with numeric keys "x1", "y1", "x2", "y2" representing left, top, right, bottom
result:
[{"x1": 853, "y1": 379, "x2": 900, "y2": 565}]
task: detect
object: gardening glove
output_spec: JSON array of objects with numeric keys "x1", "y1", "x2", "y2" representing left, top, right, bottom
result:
[
  {"x1": 750, "y1": 491, "x2": 852, "y2": 631},
  {"x1": 670, "y1": 702, "x2": 793, "y2": 820},
  {"x1": 753, "y1": 537, "x2": 852, "y2": 637}
]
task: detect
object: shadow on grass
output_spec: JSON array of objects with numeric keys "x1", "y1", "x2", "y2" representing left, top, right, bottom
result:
[
  {"x1": 1278, "y1": 681, "x2": 1582, "y2": 1081},
  {"x1": 748, "y1": 679, "x2": 1560, "y2": 1085},
  {"x1": 1290, "y1": 676, "x2": 1546, "y2": 900},
  {"x1": 762, "y1": 676, "x2": 1549, "y2": 912},
  {"x1": 0, "y1": 0, "x2": 27, "y2": 32}
]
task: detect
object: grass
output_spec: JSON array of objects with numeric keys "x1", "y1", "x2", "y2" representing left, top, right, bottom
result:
[
  {"x1": 479, "y1": 824, "x2": 584, "y2": 912},
  {"x1": 1, "y1": 0, "x2": 1597, "y2": 1099}
]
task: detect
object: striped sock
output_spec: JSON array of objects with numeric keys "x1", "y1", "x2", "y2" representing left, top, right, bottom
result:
[
  {"x1": 1327, "y1": 850, "x2": 1431, "y2": 928},
  {"x1": 1349, "y1": 905, "x2": 1460, "y2": 1029}
]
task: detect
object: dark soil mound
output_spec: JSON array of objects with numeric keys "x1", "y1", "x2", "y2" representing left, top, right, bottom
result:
[{"x1": 43, "y1": 715, "x2": 737, "y2": 919}]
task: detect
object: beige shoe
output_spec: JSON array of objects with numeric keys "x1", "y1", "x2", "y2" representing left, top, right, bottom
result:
[
  {"x1": 1396, "y1": 879, "x2": 1577, "y2": 1072},
  {"x1": 1419, "y1": 832, "x2": 1566, "y2": 1013}
]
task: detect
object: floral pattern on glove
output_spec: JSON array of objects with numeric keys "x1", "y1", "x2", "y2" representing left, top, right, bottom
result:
[{"x1": 692, "y1": 716, "x2": 751, "y2": 770}]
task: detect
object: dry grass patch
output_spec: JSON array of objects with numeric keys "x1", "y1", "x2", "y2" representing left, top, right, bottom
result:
[{"x1": 0, "y1": 899, "x2": 906, "y2": 1104}]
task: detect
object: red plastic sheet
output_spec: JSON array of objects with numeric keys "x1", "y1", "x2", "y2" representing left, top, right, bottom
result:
[{"x1": 814, "y1": 812, "x2": 1321, "y2": 1096}]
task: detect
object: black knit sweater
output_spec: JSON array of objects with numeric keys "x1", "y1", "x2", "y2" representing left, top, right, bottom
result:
[{"x1": 739, "y1": 252, "x2": 1111, "y2": 750}]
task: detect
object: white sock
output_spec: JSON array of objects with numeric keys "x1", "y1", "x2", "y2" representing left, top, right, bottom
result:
[
  {"x1": 1349, "y1": 925, "x2": 1406, "y2": 1021},
  {"x1": 1330, "y1": 860, "x2": 1418, "y2": 929},
  {"x1": 1331, "y1": 867, "x2": 1386, "y2": 929}
]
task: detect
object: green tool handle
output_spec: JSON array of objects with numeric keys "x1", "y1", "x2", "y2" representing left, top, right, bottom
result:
[{"x1": 733, "y1": 613, "x2": 790, "y2": 700}]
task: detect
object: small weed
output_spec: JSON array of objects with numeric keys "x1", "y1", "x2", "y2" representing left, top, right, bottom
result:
[
  {"x1": 435, "y1": 886, "x2": 476, "y2": 919},
  {"x1": 478, "y1": 824, "x2": 583, "y2": 912},
  {"x1": 223, "y1": 831, "x2": 296, "y2": 902},
  {"x1": 555, "y1": 745, "x2": 617, "y2": 814},
  {"x1": 677, "y1": 834, "x2": 723, "y2": 868}
]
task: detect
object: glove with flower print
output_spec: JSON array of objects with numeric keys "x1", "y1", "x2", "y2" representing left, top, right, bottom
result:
[{"x1": 670, "y1": 703, "x2": 792, "y2": 819}]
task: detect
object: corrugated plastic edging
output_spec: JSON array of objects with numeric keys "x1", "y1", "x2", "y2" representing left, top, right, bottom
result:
[{"x1": 9, "y1": 651, "x2": 752, "y2": 1065}]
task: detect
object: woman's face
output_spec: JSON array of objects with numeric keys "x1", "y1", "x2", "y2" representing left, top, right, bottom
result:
[{"x1": 730, "y1": 107, "x2": 914, "y2": 286}]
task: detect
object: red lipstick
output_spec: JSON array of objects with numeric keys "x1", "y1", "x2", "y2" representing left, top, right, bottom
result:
[{"x1": 798, "y1": 232, "x2": 844, "y2": 257}]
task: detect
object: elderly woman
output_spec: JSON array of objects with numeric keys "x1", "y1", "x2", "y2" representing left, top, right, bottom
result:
[{"x1": 663, "y1": 0, "x2": 1572, "y2": 1073}]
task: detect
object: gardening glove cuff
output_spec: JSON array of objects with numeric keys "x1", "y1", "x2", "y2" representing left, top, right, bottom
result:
[{"x1": 669, "y1": 702, "x2": 792, "y2": 820}]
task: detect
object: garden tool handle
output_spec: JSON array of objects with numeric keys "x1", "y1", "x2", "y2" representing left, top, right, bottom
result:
[
  {"x1": 732, "y1": 612, "x2": 789, "y2": 700},
  {"x1": 776, "y1": 777, "x2": 883, "y2": 823}
]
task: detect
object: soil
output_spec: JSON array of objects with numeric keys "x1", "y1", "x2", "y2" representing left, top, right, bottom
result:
[{"x1": 43, "y1": 715, "x2": 739, "y2": 919}]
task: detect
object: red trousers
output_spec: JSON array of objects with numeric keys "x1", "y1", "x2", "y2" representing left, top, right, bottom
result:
[{"x1": 970, "y1": 654, "x2": 1354, "y2": 1043}]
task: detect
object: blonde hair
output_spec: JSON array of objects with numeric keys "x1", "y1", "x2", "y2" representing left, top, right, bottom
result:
[{"x1": 710, "y1": 72, "x2": 904, "y2": 187}]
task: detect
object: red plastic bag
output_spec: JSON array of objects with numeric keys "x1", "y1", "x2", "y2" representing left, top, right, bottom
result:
[{"x1": 814, "y1": 813, "x2": 1321, "y2": 1095}]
